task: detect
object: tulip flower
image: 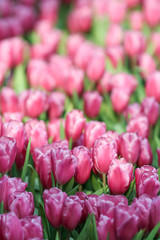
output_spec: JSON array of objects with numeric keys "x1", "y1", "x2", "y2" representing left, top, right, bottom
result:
[
  {"x1": 65, "y1": 110, "x2": 86, "y2": 142},
  {"x1": 146, "y1": 71, "x2": 160, "y2": 103},
  {"x1": 67, "y1": 34, "x2": 84, "y2": 60},
  {"x1": 0, "y1": 212, "x2": 24, "y2": 240},
  {"x1": 119, "y1": 132, "x2": 141, "y2": 164},
  {"x1": 48, "y1": 92, "x2": 66, "y2": 120},
  {"x1": 106, "y1": 46, "x2": 124, "y2": 68},
  {"x1": 0, "y1": 61, "x2": 7, "y2": 87},
  {"x1": 97, "y1": 72, "x2": 112, "y2": 94},
  {"x1": 143, "y1": 0, "x2": 160, "y2": 27},
  {"x1": 127, "y1": 115, "x2": 149, "y2": 138},
  {"x1": 141, "y1": 97, "x2": 159, "y2": 125},
  {"x1": 123, "y1": 103, "x2": 142, "y2": 122},
  {"x1": 157, "y1": 148, "x2": 160, "y2": 167},
  {"x1": 0, "y1": 116, "x2": 2, "y2": 136},
  {"x1": 138, "y1": 53, "x2": 156, "y2": 80},
  {"x1": 43, "y1": 188, "x2": 67, "y2": 228},
  {"x1": 3, "y1": 112, "x2": 23, "y2": 122},
  {"x1": 84, "y1": 91, "x2": 102, "y2": 118},
  {"x1": 106, "y1": 24, "x2": 123, "y2": 47},
  {"x1": 150, "y1": 196, "x2": 160, "y2": 234},
  {"x1": 130, "y1": 11, "x2": 143, "y2": 31},
  {"x1": 151, "y1": 33, "x2": 160, "y2": 58},
  {"x1": 84, "y1": 121, "x2": 106, "y2": 149},
  {"x1": 21, "y1": 215, "x2": 43, "y2": 240},
  {"x1": 0, "y1": 87, "x2": 19, "y2": 114},
  {"x1": 111, "y1": 88, "x2": 130, "y2": 113},
  {"x1": 107, "y1": 0, "x2": 126, "y2": 24},
  {"x1": 8, "y1": 191, "x2": 34, "y2": 219},
  {"x1": 0, "y1": 136, "x2": 17, "y2": 174},
  {"x1": 47, "y1": 119, "x2": 65, "y2": 142},
  {"x1": 84, "y1": 195, "x2": 99, "y2": 220},
  {"x1": 108, "y1": 159, "x2": 133, "y2": 195},
  {"x1": 97, "y1": 215, "x2": 116, "y2": 240},
  {"x1": 0, "y1": 175, "x2": 27, "y2": 210},
  {"x1": 137, "y1": 138, "x2": 153, "y2": 167},
  {"x1": 72, "y1": 146, "x2": 93, "y2": 184}
]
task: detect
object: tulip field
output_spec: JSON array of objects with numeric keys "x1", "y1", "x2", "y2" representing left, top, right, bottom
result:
[{"x1": 1, "y1": 0, "x2": 160, "y2": 239}]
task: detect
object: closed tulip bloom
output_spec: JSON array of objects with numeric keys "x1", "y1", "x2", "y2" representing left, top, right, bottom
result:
[
  {"x1": 107, "y1": 0, "x2": 126, "y2": 24},
  {"x1": 97, "y1": 72, "x2": 112, "y2": 94},
  {"x1": 2, "y1": 120, "x2": 25, "y2": 154},
  {"x1": 108, "y1": 159, "x2": 133, "y2": 195},
  {"x1": 151, "y1": 33, "x2": 160, "y2": 58},
  {"x1": 114, "y1": 205, "x2": 139, "y2": 240},
  {"x1": 0, "y1": 87, "x2": 19, "y2": 114},
  {"x1": 84, "y1": 121, "x2": 106, "y2": 149},
  {"x1": 0, "y1": 175, "x2": 27, "y2": 210},
  {"x1": 135, "y1": 166, "x2": 160, "y2": 197},
  {"x1": 143, "y1": 0, "x2": 160, "y2": 27},
  {"x1": 123, "y1": 103, "x2": 142, "y2": 122},
  {"x1": 137, "y1": 138, "x2": 153, "y2": 167},
  {"x1": 93, "y1": 137, "x2": 117, "y2": 174},
  {"x1": 43, "y1": 188, "x2": 67, "y2": 228},
  {"x1": 47, "y1": 119, "x2": 65, "y2": 142},
  {"x1": 62, "y1": 195, "x2": 83, "y2": 230},
  {"x1": 48, "y1": 92, "x2": 66, "y2": 120},
  {"x1": 8, "y1": 191, "x2": 34, "y2": 219},
  {"x1": 127, "y1": 115, "x2": 149, "y2": 138},
  {"x1": 65, "y1": 110, "x2": 85, "y2": 141},
  {"x1": 157, "y1": 148, "x2": 160, "y2": 167},
  {"x1": 15, "y1": 147, "x2": 26, "y2": 170},
  {"x1": 138, "y1": 53, "x2": 156, "y2": 80},
  {"x1": 21, "y1": 216, "x2": 43, "y2": 240},
  {"x1": 3, "y1": 112, "x2": 23, "y2": 122},
  {"x1": 146, "y1": 71, "x2": 160, "y2": 103},
  {"x1": 106, "y1": 46, "x2": 124, "y2": 68},
  {"x1": 124, "y1": 31, "x2": 146, "y2": 57},
  {"x1": 97, "y1": 215, "x2": 116, "y2": 240},
  {"x1": 106, "y1": 24, "x2": 123, "y2": 47},
  {"x1": 130, "y1": 11, "x2": 144, "y2": 31},
  {"x1": 84, "y1": 194, "x2": 99, "y2": 220},
  {"x1": 0, "y1": 212, "x2": 24, "y2": 240},
  {"x1": 72, "y1": 146, "x2": 93, "y2": 184},
  {"x1": 101, "y1": 131, "x2": 120, "y2": 148},
  {"x1": 119, "y1": 132, "x2": 141, "y2": 164},
  {"x1": 125, "y1": 0, "x2": 141, "y2": 8},
  {"x1": 0, "y1": 136, "x2": 17, "y2": 174},
  {"x1": 51, "y1": 148, "x2": 77, "y2": 185},
  {"x1": 25, "y1": 119, "x2": 48, "y2": 153},
  {"x1": 111, "y1": 88, "x2": 130, "y2": 113},
  {"x1": 141, "y1": 97, "x2": 159, "y2": 125},
  {"x1": 150, "y1": 196, "x2": 160, "y2": 233},
  {"x1": 84, "y1": 91, "x2": 102, "y2": 118},
  {"x1": 67, "y1": 34, "x2": 84, "y2": 60}
]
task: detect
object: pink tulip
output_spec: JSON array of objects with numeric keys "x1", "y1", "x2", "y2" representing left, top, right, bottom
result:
[
  {"x1": 72, "y1": 146, "x2": 93, "y2": 184},
  {"x1": 130, "y1": 11, "x2": 144, "y2": 31},
  {"x1": 3, "y1": 112, "x2": 23, "y2": 122},
  {"x1": 127, "y1": 115, "x2": 149, "y2": 138},
  {"x1": 106, "y1": 46, "x2": 124, "y2": 68},
  {"x1": 124, "y1": 0, "x2": 141, "y2": 8},
  {"x1": 101, "y1": 131, "x2": 120, "y2": 148},
  {"x1": 111, "y1": 88, "x2": 130, "y2": 113},
  {"x1": 48, "y1": 92, "x2": 66, "y2": 120},
  {"x1": 67, "y1": 34, "x2": 84, "y2": 60},
  {"x1": 65, "y1": 110, "x2": 86, "y2": 141},
  {"x1": 84, "y1": 91, "x2": 102, "y2": 118},
  {"x1": 43, "y1": 188, "x2": 67, "y2": 228},
  {"x1": 0, "y1": 61, "x2": 7, "y2": 87},
  {"x1": 141, "y1": 97, "x2": 159, "y2": 125},
  {"x1": 84, "y1": 121, "x2": 106, "y2": 149},
  {"x1": 137, "y1": 138, "x2": 153, "y2": 167},
  {"x1": 84, "y1": 194, "x2": 99, "y2": 220},
  {"x1": 143, "y1": 0, "x2": 160, "y2": 27},
  {"x1": 150, "y1": 196, "x2": 160, "y2": 234},
  {"x1": 97, "y1": 72, "x2": 112, "y2": 94},
  {"x1": 123, "y1": 103, "x2": 142, "y2": 122},
  {"x1": 151, "y1": 33, "x2": 160, "y2": 58},
  {"x1": 0, "y1": 115, "x2": 2, "y2": 136},
  {"x1": 119, "y1": 132, "x2": 141, "y2": 164},
  {"x1": 47, "y1": 119, "x2": 65, "y2": 142},
  {"x1": 107, "y1": 0, "x2": 126, "y2": 24},
  {"x1": 97, "y1": 215, "x2": 116, "y2": 240},
  {"x1": 106, "y1": 24, "x2": 123, "y2": 47},
  {"x1": 146, "y1": 72, "x2": 160, "y2": 103},
  {"x1": 108, "y1": 159, "x2": 133, "y2": 195},
  {"x1": 15, "y1": 147, "x2": 26, "y2": 170},
  {"x1": 157, "y1": 148, "x2": 160, "y2": 167},
  {"x1": 0, "y1": 175, "x2": 27, "y2": 210},
  {"x1": 0, "y1": 87, "x2": 19, "y2": 114},
  {"x1": 138, "y1": 53, "x2": 156, "y2": 80},
  {"x1": 39, "y1": 0, "x2": 59, "y2": 24}
]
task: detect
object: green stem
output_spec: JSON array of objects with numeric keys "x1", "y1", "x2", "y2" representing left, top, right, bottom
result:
[
  {"x1": 102, "y1": 174, "x2": 106, "y2": 187},
  {"x1": 78, "y1": 184, "x2": 82, "y2": 192}
]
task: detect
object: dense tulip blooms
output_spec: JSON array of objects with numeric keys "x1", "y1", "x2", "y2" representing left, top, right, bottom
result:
[
  {"x1": 25, "y1": 119, "x2": 48, "y2": 153},
  {"x1": 157, "y1": 148, "x2": 160, "y2": 167},
  {"x1": 48, "y1": 92, "x2": 66, "y2": 120},
  {"x1": 97, "y1": 72, "x2": 112, "y2": 94},
  {"x1": 135, "y1": 166, "x2": 160, "y2": 197},
  {"x1": 130, "y1": 11, "x2": 144, "y2": 31},
  {"x1": 101, "y1": 131, "x2": 120, "y2": 148},
  {"x1": 127, "y1": 115, "x2": 149, "y2": 138},
  {"x1": 0, "y1": 136, "x2": 17, "y2": 174},
  {"x1": 72, "y1": 146, "x2": 93, "y2": 184},
  {"x1": 51, "y1": 148, "x2": 77, "y2": 185},
  {"x1": 97, "y1": 215, "x2": 116, "y2": 240},
  {"x1": 0, "y1": 212, "x2": 24, "y2": 240},
  {"x1": 84, "y1": 121, "x2": 106, "y2": 149},
  {"x1": 138, "y1": 138, "x2": 153, "y2": 167},
  {"x1": 146, "y1": 72, "x2": 160, "y2": 103},
  {"x1": 150, "y1": 197, "x2": 160, "y2": 233},
  {"x1": 47, "y1": 119, "x2": 65, "y2": 142},
  {"x1": 119, "y1": 132, "x2": 141, "y2": 164},
  {"x1": 107, "y1": 0, "x2": 126, "y2": 24},
  {"x1": 21, "y1": 216, "x2": 43, "y2": 240},
  {"x1": 0, "y1": 175, "x2": 27, "y2": 210},
  {"x1": 2, "y1": 120, "x2": 25, "y2": 154},
  {"x1": 141, "y1": 97, "x2": 159, "y2": 125},
  {"x1": 143, "y1": 0, "x2": 160, "y2": 27},
  {"x1": 0, "y1": 87, "x2": 19, "y2": 114},
  {"x1": 39, "y1": 0, "x2": 59, "y2": 24},
  {"x1": 3, "y1": 112, "x2": 23, "y2": 122},
  {"x1": 106, "y1": 24, "x2": 123, "y2": 47},
  {"x1": 108, "y1": 159, "x2": 133, "y2": 195},
  {"x1": 84, "y1": 194, "x2": 99, "y2": 219},
  {"x1": 114, "y1": 205, "x2": 139, "y2": 240},
  {"x1": 123, "y1": 103, "x2": 142, "y2": 122},
  {"x1": 62, "y1": 195, "x2": 83, "y2": 230},
  {"x1": 93, "y1": 137, "x2": 117, "y2": 174},
  {"x1": 84, "y1": 91, "x2": 102, "y2": 118},
  {"x1": 124, "y1": 31, "x2": 146, "y2": 57},
  {"x1": 8, "y1": 191, "x2": 34, "y2": 218},
  {"x1": 111, "y1": 88, "x2": 130, "y2": 113},
  {"x1": 43, "y1": 188, "x2": 67, "y2": 228},
  {"x1": 65, "y1": 110, "x2": 85, "y2": 141},
  {"x1": 138, "y1": 53, "x2": 156, "y2": 80},
  {"x1": 106, "y1": 46, "x2": 124, "y2": 68},
  {"x1": 67, "y1": 34, "x2": 84, "y2": 60}
]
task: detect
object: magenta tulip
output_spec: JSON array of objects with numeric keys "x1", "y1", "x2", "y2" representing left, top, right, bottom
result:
[
  {"x1": 84, "y1": 91, "x2": 102, "y2": 118},
  {"x1": 137, "y1": 138, "x2": 153, "y2": 167}
]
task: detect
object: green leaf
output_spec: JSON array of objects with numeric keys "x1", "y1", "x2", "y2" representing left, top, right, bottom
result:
[
  {"x1": 71, "y1": 230, "x2": 79, "y2": 239},
  {"x1": 125, "y1": 178, "x2": 135, "y2": 199},
  {"x1": 91, "y1": 173, "x2": 101, "y2": 191},
  {"x1": 0, "y1": 201, "x2": 4, "y2": 214},
  {"x1": 38, "y1": 201, "x2": 51, "y2": 240},
  {"x1": 69, "y1": 138, "x2": 73, "y2": 149},
  {"x1": 51, "y1": 172, "x2": 55, "y2": 188},
  {"x1": 133, "y1": 229, "x2": 145, "y2": 240},
  {"x1": 90, "y1": 214, "x2": 98, "y2": 240},
  {"x1": 77, "y1": 215, "x2": 92, "y2": 240},
  {"x1": 13, "y1": 64, "x2": 28, "y2": 94},
  {"x1": 28, "y1": 164, "x2": 37, "y2": 199},
  {"x1": 60, "y1": 121, "x2": 65, "y2": 140},
  {"x1": 145, "y1": 222, "x2": 160, "y2": 240},
  {"x1": 63, "y1": 177, "x2": 74, "y2": 193},
  {"x1": 67, "y1": 185, "x2": 79, "y2": 196},
  {"x1": 55, "y1": 230, "x2": 60, "y2": 240},
  {"x1": 158, "y1": 168, "x2": 160, "y2": 182},
  {"x1": 93, "y1": 187, "x2": 105, "y2": 195},
  {"x1": 21, "y1": 138, "x2": 31, "y2": 182}
]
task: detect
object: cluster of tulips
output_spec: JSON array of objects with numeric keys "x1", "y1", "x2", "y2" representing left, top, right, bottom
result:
[{"x1": 0, "y1": 0, "x2": 160, "y2": 239}]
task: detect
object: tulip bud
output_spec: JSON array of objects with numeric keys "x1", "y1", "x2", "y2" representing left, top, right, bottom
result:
[
  {"x1": 130, "y1": 11, "x2": 143, "y2": 31},
  {"x1": 43, "y1": 188, "x2": 67, "y2": 228},
  {"x1": 39, "y1": 0, "x2": 59, "y2": 24},
  {"x1": 84, "y1": 91, "x2": 102, "y2": 118},
  {"x1": 97, "y1": 72, "x2": 112, "y2": 94},
  {"x1": 84, "y1": 194, "x2": 99, "y2": 220},
  {"x1": 143, "y1": 0, "x2": 160, "y2": 27},
  {"x1": 101, "y1": 131, "x2": 120, "y2": 148},
  {"x1": 106, "y1": 46, "x2": 124, "y2": 68},
  {"x1": 114, "y1": 205, "x2": 139, "y2": 240},
  {"x1": 0, "y1": 87, "x2": 19, "y2": 114},
  {"x1": 137, "y1": 138, "x2": 153, "y2": 167},
  {"x1": 111, "y1": 88, "x2": 130, "y2": 113},
  {"x1": 151, "y1": 33, "x2": 160, "y2": 58},
  {"x1": 51, "y1": 148, "x2": 77, "y2": 185},
  {"x1": 157, "y1": 148, "x2": 160, "y2": 167},
  {"x1": 138, "y1": 53, "x2": 156, "y2": 80},
  {"x1": 107, "y1": 0, "x2": 126, "y2": 24},
  {"x1": 8, "y1": 191, "x2": 34, "y2": 219},
  {"x1": 0, "y1": 175, "x2": 27, "y2": 210},
  {"x1": 0, "y1": 61, "x2": 7, "y2": 87},
  {"x1": 65, "y1": 110, "x2": 85, "y2": 141},
  {"x1": 0, "y1": 115, "x2": 2, "y2": 136},
  {"x1": 108, "y1": 159, "x2": 133, "y2": 195},
  {"x1": 146, "y1": 71, "x2": 160, "y2": 103},
  {"x1": 47, "y1": 119, "x2": 65, "y2": 142},
  {"x1": 84, "y1": 121, "x2": 106, "y2": 149},
  {"x1": 123, "y1": 103, "x2": 142, "y2": 122},
  {"x1": 2, "y1": 120, "x2": 25, "y2": 154},
  {"x1": 124, "y1": 31, "x2": 146, "y2": 57},
  {"x1": 141, "y1": 97, "x2": 159, "y2": 125},
  {"x1": 62, "y1": 195, "x2": 83, "y2": 230},
  {"x1": 106, "y1": 24, "x2": 123, "y2": 47},
  {"x1": 135, "y1": 166, "x2": 160, "y2": 197},
  {"x1": 67, "y1": 34, "x2": 84, "y2": 60},
  {"x1": 119, "y1": 132, "x2": 141, "y2": 164},
  {"x1": 0, "y1": 212, "x2": 24, "y2": 240},
  {"x1": 3, "y1": 112, "x2": 23, "y2": 122},
  {"x1": 48, "y1": 92, "x2": 66, "y2": 120},
  {"x1": 0, "y1": 136, "x2": 17, "y2": 174},
  {"x1": 127, "y1": 115, "x2": 149, "y2": 138},
  {"x1": 97, "y1": 215, "x2": 116, "y2": 240},
  {"x1": 21, "y1": 215, "x2": 43, "y2": 240},
  {"x1": 150, "y1": 196, "x2": 160, "y2": 234},
  {"x1": 72, "y1": 146, "x2": 93, "y2": 184}
]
